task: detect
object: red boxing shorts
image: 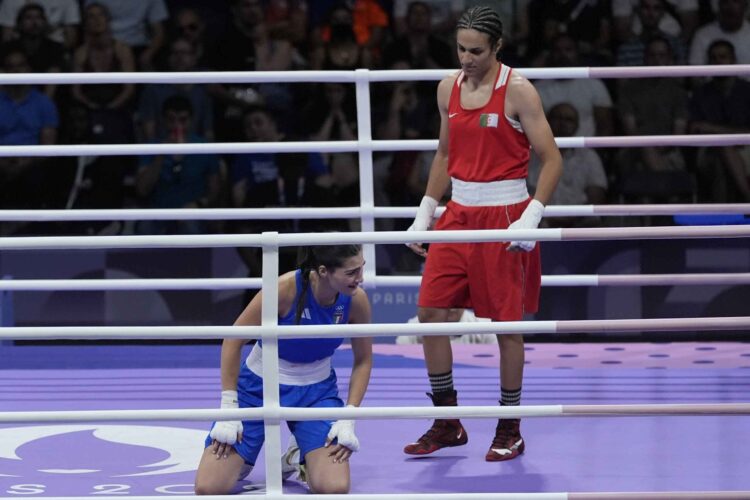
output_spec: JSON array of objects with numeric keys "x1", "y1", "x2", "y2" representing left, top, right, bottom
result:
[{"x1": 418, "y1": 198, "x2": 541, "y2": 321}]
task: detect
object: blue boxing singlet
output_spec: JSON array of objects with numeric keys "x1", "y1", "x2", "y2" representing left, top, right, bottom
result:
[{"x1": 259, "y1": 269, "x2": 350, "y2": 363}]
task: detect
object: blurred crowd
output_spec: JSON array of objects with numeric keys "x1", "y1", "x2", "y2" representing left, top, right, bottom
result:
[{"x1": 0, "y1": 0, "x2": 748, "y2": 271}]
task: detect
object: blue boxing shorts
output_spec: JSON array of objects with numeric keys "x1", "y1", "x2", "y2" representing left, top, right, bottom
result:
[{"x1": 205, "y1": 362, "x2": 343, "y2": 466}]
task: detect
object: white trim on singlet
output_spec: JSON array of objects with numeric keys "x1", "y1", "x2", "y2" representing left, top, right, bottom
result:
[
  {"x1": 497, "y1": 65, "x2": 524, "y2": 132},
  {"x1": 246, "y1": 343, "x2": 332, "y2": 386},
  {"x1": 495, "y1": 64, "x2": 511, "y2": 89},
  {"x1": 505, "y1": 114, "x2": 523, "y2": 133}
]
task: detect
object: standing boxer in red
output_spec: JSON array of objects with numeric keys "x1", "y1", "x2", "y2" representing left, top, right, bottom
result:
[{"x1": 403, "y1": 5, "x2": 562, "y2": 461}]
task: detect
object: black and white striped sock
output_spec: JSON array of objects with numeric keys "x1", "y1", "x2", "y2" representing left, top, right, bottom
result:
[
  {"x1": 501, "y1": 386, "x2": 522, "y2": 406},
  {"x1": 429, "y1": 371, "x2": 454, "y2": 396}
]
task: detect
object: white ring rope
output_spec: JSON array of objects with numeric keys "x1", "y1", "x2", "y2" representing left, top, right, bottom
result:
[
  {"x1": 3, "y1": 403, "x2": 750, "y2": 425},
  {"x1": 0, "y1": 134, "x2": 747, "y2": 158},
  {"x1": 0, "y1": 204, "x2": 748, "y2": 222},
  {"x1": 383, "y1": 134, "x2": 750, "y2": 151},
  {"x1": 581, "y1": 134, "x2": 750, "y2": 148},
  {"x1": 374, "y1": 274, "x2": 750, "y2": 287},
  {"x1": 0, "y1": 65, "x2": 747, "y2": 86},
  {"x1": 0, "y1": 277, "x2": 263, "y2": 291},
  {"x1": 372, "y1": 134, "x2": 750, "y2": 153},
  {"x1": 1, "y1": 316, "x2": 749, "y2": 341},
  {"x1": 1, "y1": 273, "x2": 749, "y2": 291},
  {"x1": 0, "y1": 140, "x2": 359, "y2": 157},
  {"x1": 0, "y1": 207, "x2": 363, "y2": 221},
  {"x1": 1, "y1": 226, "x2": 750, "y2": 250}
]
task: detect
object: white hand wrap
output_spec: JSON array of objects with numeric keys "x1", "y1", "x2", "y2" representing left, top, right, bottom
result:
[
  {"x1": 327, "y1": 405, "x2": 359, "y2": 452},
  {"x1": 507, "y1": 199, "x2": 545, "y2": 252},
  {"x1": 209, "y1": 390, "x2": 243, "y2": 445},
  {"x1": 406, "y1": 196, "x2": 438, "y2": 245}
]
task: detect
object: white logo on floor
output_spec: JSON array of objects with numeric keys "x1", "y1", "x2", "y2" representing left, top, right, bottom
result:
[{"x1": 0, "y1": 425, "x2": 205, "y2": 477}]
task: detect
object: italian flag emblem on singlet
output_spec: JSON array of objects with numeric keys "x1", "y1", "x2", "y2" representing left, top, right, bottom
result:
[{"x1": 479, "y1": 113, "x2": 499, "y2": 128}]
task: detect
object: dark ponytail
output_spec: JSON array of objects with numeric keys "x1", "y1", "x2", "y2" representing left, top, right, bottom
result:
[
  {"x1": 294, "y1": 247, "x2": 317, "y2": 325},
  {"x1": 293, "y1": 244, "x2": 362, "y2": 324}
]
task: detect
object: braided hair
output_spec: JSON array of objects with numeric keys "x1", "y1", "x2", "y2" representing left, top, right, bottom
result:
[
  {"x1": 294, "y1": 244, "x2": 362, "y2": 324},
  {"x1": 456, "y1": 6, "x2": 504, "y2": 61}
]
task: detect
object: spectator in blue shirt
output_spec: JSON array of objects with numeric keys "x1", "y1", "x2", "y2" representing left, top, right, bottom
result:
[
  {"x1": 230, "y1": 104, "x2": 309, "y2": 279},
  {"x1": 135, "y1": 95, "x2": 220, "y2": 234},
  {"x1": 0, "y1": 48, "x2": 58, "y2": 217}
]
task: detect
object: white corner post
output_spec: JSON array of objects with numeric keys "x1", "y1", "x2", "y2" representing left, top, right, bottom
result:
[
  {"x1": 354, "y1": 68, "x2": 377, "y2": 288},
  {"x1": 260, "y1": 231, "x2": 282, "y2": 494}
]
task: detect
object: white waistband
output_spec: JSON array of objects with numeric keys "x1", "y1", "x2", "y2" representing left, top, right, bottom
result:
[
  {"x1": 245, "y1": 343, "x2": 332, "y2": 386},
  {"x1": 451, "y1": 178, "x2": 529, "y2": 206}
]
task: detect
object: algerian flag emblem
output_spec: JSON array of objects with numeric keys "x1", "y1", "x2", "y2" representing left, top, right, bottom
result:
[{"x1": 479, "y1": 113, "x2": 499, "y2": 128}]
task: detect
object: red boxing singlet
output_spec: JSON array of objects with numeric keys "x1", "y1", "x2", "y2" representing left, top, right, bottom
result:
[{"x1": 447, "y1": 65, "x2": 530, "y2": 182}]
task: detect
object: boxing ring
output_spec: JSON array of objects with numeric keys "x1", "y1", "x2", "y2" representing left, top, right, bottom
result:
[{"x1": 1, "y1": 65, "x2": 750, "y2": 499}]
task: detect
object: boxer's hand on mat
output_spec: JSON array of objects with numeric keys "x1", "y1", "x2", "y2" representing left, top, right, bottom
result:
[
  {"x1": 325, "y1": 415, "x2": 359, "y2": 463},
  {"x1": 210, "y1": 390, "x2": 243, "y2": 459},
  {"x1": 210, "y1": 420, "x2": 243, "y2": 458},
  {"x1": 325, "y1": 441, "x2": 354, "y2": 463}
]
